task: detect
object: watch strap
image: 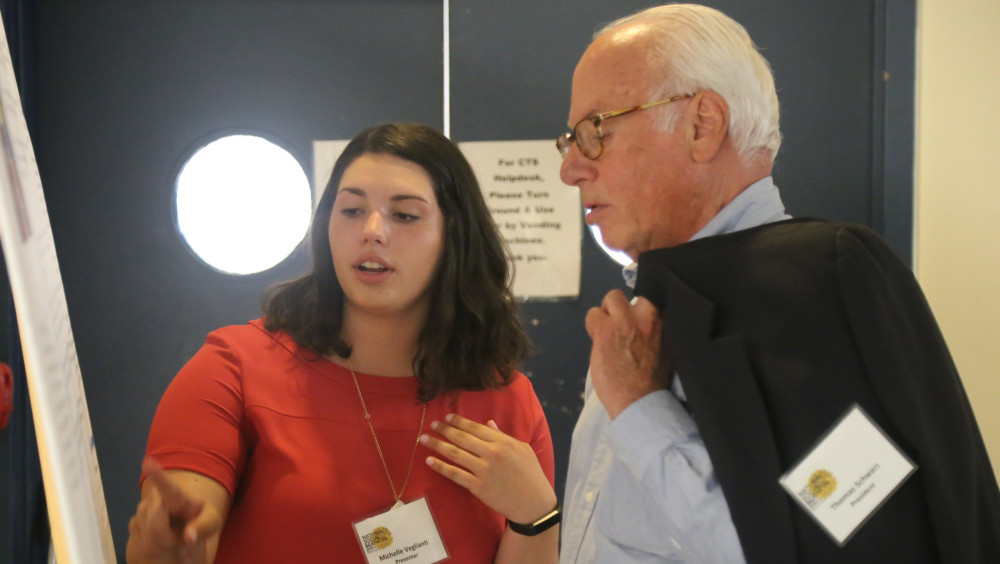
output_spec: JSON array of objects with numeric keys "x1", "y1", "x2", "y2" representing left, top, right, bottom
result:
[{"x1": 506, "y1": 504, "x2": 561, "y2": 536}]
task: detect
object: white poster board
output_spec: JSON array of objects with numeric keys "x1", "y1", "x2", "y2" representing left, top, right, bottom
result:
[
  {"x1": 313, "y1": 139, "x2": 581, "y2": 299},
  {"x1": 0, "y1": 15, "x2": 116, "y2": 564}
]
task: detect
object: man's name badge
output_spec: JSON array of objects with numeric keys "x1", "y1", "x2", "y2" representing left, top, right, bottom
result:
[
  {"x1": 778, "y1": 403, "x2": 916, "y2": 546},
  {"x1": 352, "y1": 497, "x2": 448, "y2": 564}
]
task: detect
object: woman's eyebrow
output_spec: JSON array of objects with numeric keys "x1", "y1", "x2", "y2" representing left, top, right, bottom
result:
[
  {"x1": 337, "y1": 187, "x2": 430, "y2": 204},
  {"x1": 337, "y1": 186, "x2": 366, "y2": 197},
  {"x1": 391, "y1": 194, "x2": 430, "y2": 204}
]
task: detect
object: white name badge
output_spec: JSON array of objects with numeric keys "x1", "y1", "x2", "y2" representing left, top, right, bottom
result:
[
  {"x1": 353, "y1": 497, "x2": 448, "y2": 564},
  {"x1": 778, "y1": 404, "x2": 916, "y2": 546}
]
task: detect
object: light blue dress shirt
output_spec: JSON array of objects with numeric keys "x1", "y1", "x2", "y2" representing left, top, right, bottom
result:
[{"x1": 560, "y1": 177, "x2": 791, "y2": 563}]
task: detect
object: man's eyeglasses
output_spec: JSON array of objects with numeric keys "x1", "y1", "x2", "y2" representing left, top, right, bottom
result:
[{"x1": 555, "y1": 93, "x2": 694, "y2": 160}]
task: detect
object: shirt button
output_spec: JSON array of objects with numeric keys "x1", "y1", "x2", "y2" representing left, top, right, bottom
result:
[{"x1": 584, "y1": 491, "x2": 595, "y2": 503}]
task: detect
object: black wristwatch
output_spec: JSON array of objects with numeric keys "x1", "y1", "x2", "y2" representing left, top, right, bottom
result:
[{"x1": 506, "y1": 504, "x2": 561, "y2": 536}]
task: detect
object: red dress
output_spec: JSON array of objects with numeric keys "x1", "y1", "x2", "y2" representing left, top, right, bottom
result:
[{"x1": 143, "y1": 319, "x2": 555, "y2": 563}]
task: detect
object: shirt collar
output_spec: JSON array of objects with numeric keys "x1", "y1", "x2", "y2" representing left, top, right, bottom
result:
[{"x1": 690, "y1": 176, "x2": 789, "y2": 241}]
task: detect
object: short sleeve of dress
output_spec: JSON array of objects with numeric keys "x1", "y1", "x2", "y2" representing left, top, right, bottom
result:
[{"x1": 143, "y1": 328, "x2": 248, "y2": 497}]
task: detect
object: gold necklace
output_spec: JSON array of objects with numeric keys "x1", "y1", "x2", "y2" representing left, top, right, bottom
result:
[{"x1": 349, "y1": 365, "x2": 427, "y2": 509}]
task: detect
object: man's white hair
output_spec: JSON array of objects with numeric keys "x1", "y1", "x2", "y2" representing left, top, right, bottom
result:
[{"x1": 597, "y1": 3, "x2": 782, "y2": 164}]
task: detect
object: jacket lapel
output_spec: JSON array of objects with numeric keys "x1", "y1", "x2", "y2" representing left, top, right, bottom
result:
[{"x1": 636, "y1": 263, "x2": 798, "y2": 563}]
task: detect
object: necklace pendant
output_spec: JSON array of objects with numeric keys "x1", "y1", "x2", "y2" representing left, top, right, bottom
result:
[{"x1": 391, "y1": 499, "x2": 405, "y2": 510}]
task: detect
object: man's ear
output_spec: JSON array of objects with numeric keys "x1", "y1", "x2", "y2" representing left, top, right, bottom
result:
[{"x1": 690, "y1": 92, "x2": 729, "y2": 163}]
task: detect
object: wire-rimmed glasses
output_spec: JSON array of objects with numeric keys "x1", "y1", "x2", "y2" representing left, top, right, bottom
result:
[{"x1": 556, "y1": 93, "x2": 694, "y2": 160}]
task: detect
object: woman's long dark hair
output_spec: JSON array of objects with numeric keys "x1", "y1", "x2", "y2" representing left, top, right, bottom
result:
[{"x1": 263, "y1": 123, "x2": 531, "y2": 401}]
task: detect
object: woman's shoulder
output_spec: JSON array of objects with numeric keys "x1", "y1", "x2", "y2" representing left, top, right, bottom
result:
[
  {"x1": 204, "y1": 318, "x2": 289, "y2": 346},
  {"x1": 500, "y1": 370, "x2": 534, "y2": 393},
  {"x1": 191, "y1": 319, "x2": 304, "y2": 370}
]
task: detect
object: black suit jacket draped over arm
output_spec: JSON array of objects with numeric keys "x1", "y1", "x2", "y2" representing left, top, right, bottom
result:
[{"x1": 634, "y1": 218, "x2": 1000, "y2": 564}]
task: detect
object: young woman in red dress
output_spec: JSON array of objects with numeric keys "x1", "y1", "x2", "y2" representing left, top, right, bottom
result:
[{"x1": 126, "y1": 123, "x2": 558, "y2": 563}]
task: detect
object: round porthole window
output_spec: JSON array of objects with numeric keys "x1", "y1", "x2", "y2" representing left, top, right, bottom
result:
[
  {"x1": 589, "y1": 225, "x2": 633, "y2": 267},
  {"x1": 175, "y1": 134, "x2": 312, "y2": 275}
]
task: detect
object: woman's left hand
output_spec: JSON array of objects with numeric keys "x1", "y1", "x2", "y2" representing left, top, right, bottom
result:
[{"x1": 421, "y1": 414, "x2": 557, "y2": 524}]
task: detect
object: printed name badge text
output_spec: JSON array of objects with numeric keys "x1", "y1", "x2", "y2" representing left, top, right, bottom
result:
[
  {"x1": 353, "y1": 497, "x2": 448, "y2": 564},
  {"x1": 779, "y1": 404, "x2": 916, "y2": 545}
]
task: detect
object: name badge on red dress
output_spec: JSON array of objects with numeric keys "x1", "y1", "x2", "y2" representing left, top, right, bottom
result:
[{"x1": 353, "y1": 497, "x2": 448, "y2": 564}]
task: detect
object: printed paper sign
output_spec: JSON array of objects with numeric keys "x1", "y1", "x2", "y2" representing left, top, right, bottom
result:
[{"x1": 460, "y1": 140, "x2": 581, "y2": 298}]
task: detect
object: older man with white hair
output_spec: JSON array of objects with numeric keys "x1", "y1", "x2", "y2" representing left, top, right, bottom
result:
[{"x1": 557, "y1": 4, "x2": 1000, "y2": 563}]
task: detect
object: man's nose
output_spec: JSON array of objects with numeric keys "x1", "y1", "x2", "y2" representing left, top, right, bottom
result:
[{"x1": 560, "y1": 143, "x2": 593, "y2": 188}]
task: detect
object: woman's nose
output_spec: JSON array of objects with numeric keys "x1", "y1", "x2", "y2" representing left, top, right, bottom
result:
[{"x1": 362, "y1": 211, "x2": 387, "y2": 245}]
